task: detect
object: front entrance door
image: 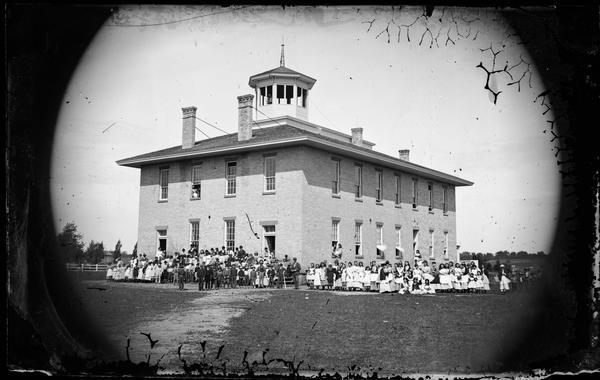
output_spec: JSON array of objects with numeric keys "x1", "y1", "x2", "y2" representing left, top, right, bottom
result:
[{"x1": 263, "y1": 225, "x2": 276, "y2": 255}]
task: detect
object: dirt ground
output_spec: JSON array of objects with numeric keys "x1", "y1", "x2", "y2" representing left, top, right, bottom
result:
[{"x1": 73, "y1": 279, "x2": 567, "y2": 375}]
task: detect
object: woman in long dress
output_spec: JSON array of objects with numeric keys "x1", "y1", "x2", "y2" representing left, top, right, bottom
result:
[
  {"x1": 313, "y1": 263, "x2": 323, "y2": 290},
  {"x1": 482, "y1": 269, "x2": 490, "y2": 292},
  {"x1": 340, "y1": 263, "x2": 348, "y2": 291},
  {"x1": 345, "y1": 262, "x2": 355, "y2": 290},
  {"x1": 393, "y1": 264, "x2": 403, "y2": 291},
  {"x1": 379, "y1": 264, "x2": 392, "y2": 293},
  {"x1": 362, "y1": 265, "x2": 372, "y2": 291},
  {"x1": 421, "y1": 261, "x2": 435, "y2": 283},
  {"x1": 452, "y1": 263, "x2": 463, "y2": 292},
  {"x1": 438, "y1": 264, "x2": 451, "y2": 292},
  {"x1": 370, "y1": 264, "x2": 379, "y2": 292},
  {"x1": 354, "y1": 263, "x2": 365, "y2": 291},
  {"x1": 499, "y1": 265, "x2": 511, "y2": 293},
  {"x1": 333, "y1": 263, "x2": 343, "y2": 290},
  {"x1": 306, "y1": 263, "x2": 315, "y2": 290},
  {"x1": 459, "y1": 263, "x2": 470, "y2": 292}
]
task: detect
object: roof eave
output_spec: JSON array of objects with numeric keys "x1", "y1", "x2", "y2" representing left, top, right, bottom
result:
[{"x1": 116, "y1": 137, "x2": 473, "y2": 186}]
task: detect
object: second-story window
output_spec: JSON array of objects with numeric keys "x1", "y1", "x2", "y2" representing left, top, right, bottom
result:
[
  {"x1": 264, "y1": 156, "x2": 276, "y2": 192},
  {"x1": 226, "y1": 161, "x2": 237, "y2": 195},
  {"x1": 354, "y1": 164, "x2": 362, "y2": 198},
  {"x1": 442, "y1": 186, "x2": 448, "y2": 214},
  {"x1": 159, "y1": 168, "x2": 169, "y2": 201},
  {"x1": 376, "y1": 170, "x2": 383, "y2": 202},
  {"x1": 191, "y1": 164, "x2": 201, "y2": 199},
  {"x1": 395, "y1": 175, "x2": 401, "y2": 205},
  {"x1": 332, "y1": 159, "x2": 340, "y2": 195},
  {"x1": 412, "y1": 177, "x2": 418, "y2": 209},
  {"x1": 428, "y1": 182, "x2": 433, "y2": 211}
]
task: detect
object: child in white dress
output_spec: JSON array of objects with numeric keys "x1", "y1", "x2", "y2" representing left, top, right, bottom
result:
[
  {"x1": 499, "y1": 265, "x2": 511, "y2": 293},
  {"x1": 482, "y1": 269, "x2": 490, "y2": 292},
  {"x1": 314, "y1": 264, "x2": 323, "y2": 290},
  {"x1": 423, "y1": 279, "x2": 435, "y2": 294},
  {"x1": 410, "y1": 277, "x2": 423, "y2": 294}
]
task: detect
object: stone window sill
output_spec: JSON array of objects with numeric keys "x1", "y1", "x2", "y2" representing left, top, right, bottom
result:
[
  {"x1": 355, "y1": 198, "x2": 363, "y2": 202},
  {"x1": 376, "y1": 201, "x2": 383, "y2": 206},
  {"x1": 332, "y1": 193, "x2": 341, "y2": 199},
  {"x1": 263, "y1": 191, "x2": 276, "y2": 195},
  {"x1": 224, "y1": 194, "x2": 236, "y2": 198},
  {"x1": 158, "y1": 199, "x2": 168, "y2": 203}
]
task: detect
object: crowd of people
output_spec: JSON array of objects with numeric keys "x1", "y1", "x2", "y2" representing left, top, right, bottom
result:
[
  {"x1": 306, "y1": 251, "x2": 501, "y2": 294},
  {"x1": 106, "y1": 245, "x2": 302, "y2": 290},
  {"x1": 106, "y1": 247, "x2": 517, "y2": 294}
]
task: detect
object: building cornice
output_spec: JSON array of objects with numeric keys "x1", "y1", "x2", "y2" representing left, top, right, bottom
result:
[{"x1": 116, "y1": 136, "x2": 473, "y2": 186}]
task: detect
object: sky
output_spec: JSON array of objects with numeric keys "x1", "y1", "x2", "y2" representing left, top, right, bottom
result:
[{"x1": 50, "y1": 5, "x2": 560, "y2": 255}]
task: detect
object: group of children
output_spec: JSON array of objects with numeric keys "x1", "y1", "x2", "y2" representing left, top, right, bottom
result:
[
  {"x1": 105, "y1": 247, "x2": 514, "y2": 295},
  {"x1": 105, "y1": 247, "x2": 302, "y2": 290},
  {"x1": 306, "y1": 257, "x2": 501, "y2": 295}
]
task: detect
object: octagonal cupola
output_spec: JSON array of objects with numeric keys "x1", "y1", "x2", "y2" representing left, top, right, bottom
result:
[{"x1": 248, "y1": 44, "x2": 316, "y2": 122}]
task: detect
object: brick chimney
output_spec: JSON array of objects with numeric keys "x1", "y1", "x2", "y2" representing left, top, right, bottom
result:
[
  {"x1": 238, "y1": 94, "x2": 254, "y2": 142},
  {"x1": 182, "y1": 106, "x2": 197, "y2": 149},
  {"x1": 351, "y1": 128, "x2": 363, "y2": 146},
  {"x1": 398, "y1": 149, "x2": 410, "y2": 161}
]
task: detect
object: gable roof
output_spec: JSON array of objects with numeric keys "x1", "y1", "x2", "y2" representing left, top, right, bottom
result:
[{"x1": 116, "y1": 124, "x2": 473, "y2": 187}]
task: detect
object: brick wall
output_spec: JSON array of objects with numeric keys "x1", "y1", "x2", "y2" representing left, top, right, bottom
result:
[
  {"x1": 299, "y1": 146, "x2": 458, "y2": 267},
  {"x1": 136, "y1": 144, "x2": 461, "y2": 268},
  {"x1": 137, "y1": 147, "x2": 304, "y2": 259}
]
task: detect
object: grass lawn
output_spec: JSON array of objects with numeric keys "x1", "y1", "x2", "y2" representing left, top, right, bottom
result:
[{"x1": 72, "y1": 279, "x2": 569, "y2": 376}]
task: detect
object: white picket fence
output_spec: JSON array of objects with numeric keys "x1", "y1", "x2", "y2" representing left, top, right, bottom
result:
[{"x1": 66, "y1": 263, "x2": 108, "y2": 272}]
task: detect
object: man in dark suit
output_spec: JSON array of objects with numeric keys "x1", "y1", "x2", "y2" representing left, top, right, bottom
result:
[
  {"x1": 291, "y1": 257, "x2": 301, "y2": 289},
  {"x1": 196, "y1": 263, "x2": 207, "y2": 291},
  {"x1": 205, "y1": 264, "x2": 213, "y2": 290}
]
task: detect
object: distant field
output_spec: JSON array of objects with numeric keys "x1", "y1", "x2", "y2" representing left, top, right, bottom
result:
[{"x1": 73, "y1": 279, "x2": 567, "y2": 376}]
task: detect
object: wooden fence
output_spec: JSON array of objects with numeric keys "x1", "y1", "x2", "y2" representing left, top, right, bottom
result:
[{"x1": 66, "y1": 263, "x2": 108, "y2": 272}]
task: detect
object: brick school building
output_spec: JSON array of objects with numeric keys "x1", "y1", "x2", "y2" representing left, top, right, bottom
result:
[{"x1": 117, "y1": 52, "x2": 473, "y2": 267}]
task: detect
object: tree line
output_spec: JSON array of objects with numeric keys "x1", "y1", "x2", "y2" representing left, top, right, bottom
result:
[
  {"x1": 56, "y1": 222, "x2": 136, "y2": 264},
  {"x1": 459, "y1": 250, "x2": 547, "y2": 261}
]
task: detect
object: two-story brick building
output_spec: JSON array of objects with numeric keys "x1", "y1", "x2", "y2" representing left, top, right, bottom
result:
[{"x1": 117, "y1": 54, "x2": 473, "y2": 266}]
